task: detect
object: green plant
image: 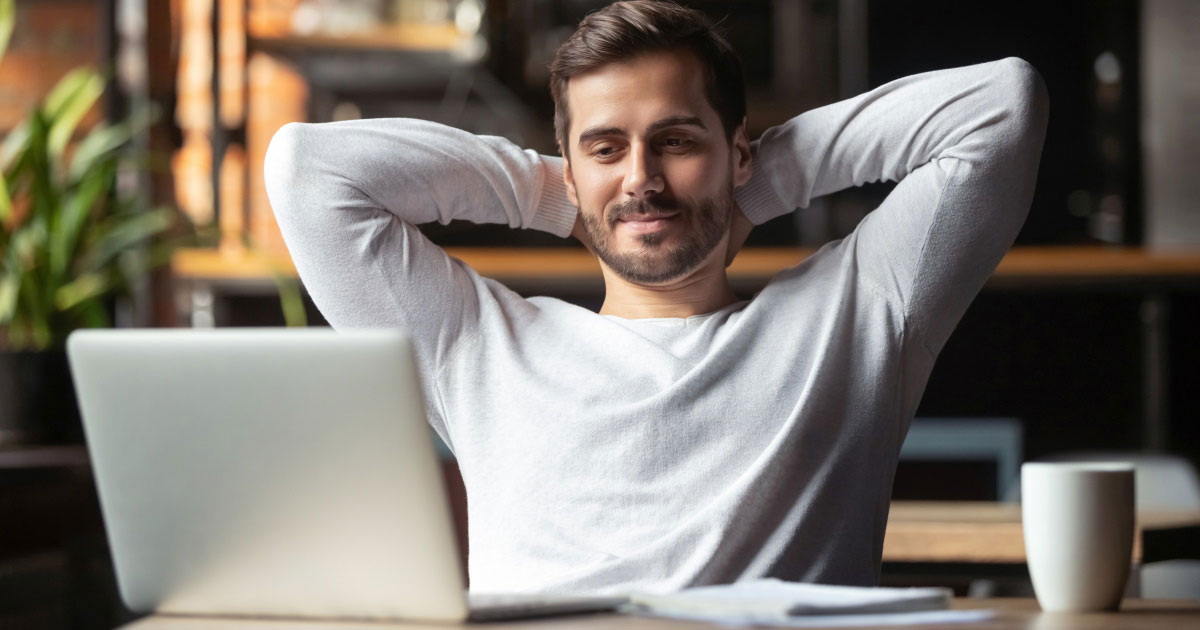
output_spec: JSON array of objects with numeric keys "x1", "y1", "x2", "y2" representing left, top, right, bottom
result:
[
  {"x1": 244, "y1": 232, "x2": 309, "y2": 328},
  {"x1": 0, "y1": 1, "x2": 191, "y2": 349}
]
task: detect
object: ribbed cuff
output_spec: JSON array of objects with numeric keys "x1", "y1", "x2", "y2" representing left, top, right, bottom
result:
[
  {"x1": 734, "y1": 164, "x2": 794, "y2": 226},
  {"x1": 529, "y1": 157, "x2": 578, "y2": 238}
]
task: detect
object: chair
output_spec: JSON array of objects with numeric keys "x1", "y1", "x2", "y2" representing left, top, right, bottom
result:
[{"x1": 899, "y1": 417, "x2": 1024, "y2": 501}]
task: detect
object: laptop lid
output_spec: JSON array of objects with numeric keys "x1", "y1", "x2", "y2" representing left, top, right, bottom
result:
[{"x1": 67, "y1": 328, "x2": 469, "y2": 622}]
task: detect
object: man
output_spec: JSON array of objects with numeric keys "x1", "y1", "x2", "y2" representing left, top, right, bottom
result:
[{"x1": 265, "y1": 1, "x2": 1048, "y2": 595}]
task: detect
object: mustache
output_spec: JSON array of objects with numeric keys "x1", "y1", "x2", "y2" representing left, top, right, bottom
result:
[{"x1": 607, "y1": 197, "x2": 684, "y2": 227}]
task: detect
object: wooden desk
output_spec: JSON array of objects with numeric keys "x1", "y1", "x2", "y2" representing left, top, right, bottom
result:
[
  {"x1": 883, "y1": 501, "x2": 1200, "y2": 564},
  {"x1": 122, "y1": 598, "x2": 1200, "y2": 629}
]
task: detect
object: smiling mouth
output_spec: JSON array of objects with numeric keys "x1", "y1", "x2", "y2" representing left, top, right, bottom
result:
[{"x1": 617, "y1": 212, "x2": 680, "y2": 233}]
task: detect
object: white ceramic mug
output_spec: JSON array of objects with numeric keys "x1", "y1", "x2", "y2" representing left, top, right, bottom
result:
[{"x1": 1021, "y1": 462, "x2": 1135, "y2": 612}]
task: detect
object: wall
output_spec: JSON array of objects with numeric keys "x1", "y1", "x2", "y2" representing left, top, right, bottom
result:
[{"x1": 0, "y1": 1, "x2": 103, "y2": 132}]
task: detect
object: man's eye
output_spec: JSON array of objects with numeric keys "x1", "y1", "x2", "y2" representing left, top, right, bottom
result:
[
  {"x1": 662, "y1": 138, "x2": 693, "y2": 149},
  {"x1": 592, "y1": 146, "x2": 618, "y2": 158}
]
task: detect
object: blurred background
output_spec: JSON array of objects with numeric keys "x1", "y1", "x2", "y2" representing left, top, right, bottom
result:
[{"x1": 0, "y1": 0, "x2": 1198, "y2": 627}]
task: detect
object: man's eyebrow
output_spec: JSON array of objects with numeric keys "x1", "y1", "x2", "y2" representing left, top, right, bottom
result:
[
  {"x1": 576, "y1": 116, "x2": 708, "y2": 147},
  {"x1": 577, "y1": 126, "x2": 625, "y2": 146},
  {"x1": 646, "y1": 116, "x2": 706, "y2": 135}
]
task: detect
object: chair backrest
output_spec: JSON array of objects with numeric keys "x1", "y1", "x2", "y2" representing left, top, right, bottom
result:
[{"x1": 900, "y1": 417, "x2": 1024, "y2": 501}]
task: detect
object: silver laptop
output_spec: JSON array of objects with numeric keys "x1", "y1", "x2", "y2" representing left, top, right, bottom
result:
[{"x1": 67, "y1": 328, "x2": 626, "y2": 622}]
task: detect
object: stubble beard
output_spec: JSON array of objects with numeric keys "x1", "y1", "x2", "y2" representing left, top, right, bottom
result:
[{"x1": 581, "y1": 177, "x2": 734, "y2": 285}]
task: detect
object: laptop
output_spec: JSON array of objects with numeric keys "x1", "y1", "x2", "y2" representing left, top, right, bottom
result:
[{"x1": 67, "y1": 328, "x2": 627, "y2": 622}]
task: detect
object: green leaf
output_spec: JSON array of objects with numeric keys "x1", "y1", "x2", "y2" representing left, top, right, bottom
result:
[
  {"x1": 44, "y1": 68, "x2": 105, "y2": 160},
  {"x1": 9, "y1": 225, "x2": 41, "y2": 270},
  {"x1": 25, "y1": 111, "x2": 58, "y2": 230},
  {"x1": 0, "y1": 0, "x2": 14, "y2": 63},
  {"x1": 0, "y1": 168, "x2": 11, "y2": 225},
  {"x1": 67, "y1": 123, "x2": 123, "y2": 181},
  {"x1": 30, "y1": 321, "x2": 51, "y2": 350},
  {"x1": 0, "y1": 119, "x2": 30, "y2": 172},
  {"x1": 0, "y1": 270, "x2": 18, "y2": 323},
  {"x1": 50, "y1": 158, "x2": 113, "y2": 279},
  {"x1": 270, "y1": 270, "x2": 308, "y2": 327},
  {"x1": 43, "y1": 68, "x2": 102, "y2": 122},
  {"x1": 55, "y1": 271, "x2": 110, "y2": 311},
  {"x1": 17, "y1": 269, "x2": 51, "y2": 349},
  {"x1": 68, "y1": 104, "x2": 159, "y2": 183},
  {"x1": 79, "y1": 207, "x2": 174, "y2": 274},
  {"x1": 74, "y1": 297, "x2": 109, "y2": 329}
]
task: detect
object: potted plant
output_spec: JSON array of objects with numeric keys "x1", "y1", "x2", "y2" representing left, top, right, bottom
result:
[{"x1": 0, "y1": 0, "x2": 189, "y2": 445}]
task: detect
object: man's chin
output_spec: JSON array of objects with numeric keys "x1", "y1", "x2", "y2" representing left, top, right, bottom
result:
[{"x1": 599, "y1": 246, "x2": 704, "y2": 286}]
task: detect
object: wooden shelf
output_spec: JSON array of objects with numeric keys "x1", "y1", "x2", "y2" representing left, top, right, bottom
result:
[
  {"x1": 992, "y1": 246, "x2": 1200, "y2": 277},
  {"x1": 172, "y1": 246, "x2": 1200, "y2": 284},
  {"x1": 248, "y1": 23, "x2": 467, "y2": 54}
]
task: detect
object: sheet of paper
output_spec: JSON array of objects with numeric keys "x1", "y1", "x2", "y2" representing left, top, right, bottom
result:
[
  {"x1": 627, "y1": 579, "x2": 954, "y2": 618},
  {"x1": 628, "y1": 608, "x2": 997, "y2": 628}
]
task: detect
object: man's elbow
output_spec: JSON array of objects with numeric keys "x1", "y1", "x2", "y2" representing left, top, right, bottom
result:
[
  {"x1": 997, "y1": 57, "x2": 1050, "y2": 144},
  {"x1": 263, "y1": 122, "x2": 314, "y2": 218}
]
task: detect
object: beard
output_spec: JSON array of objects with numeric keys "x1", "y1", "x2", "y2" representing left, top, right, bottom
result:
[{"x1": 580, "y1": 178, "x2": 734, "y2": 285}]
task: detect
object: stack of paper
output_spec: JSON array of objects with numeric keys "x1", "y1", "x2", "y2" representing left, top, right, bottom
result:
[{"x1": 624, "y1": 579, "x2": 992, "y2": 627}]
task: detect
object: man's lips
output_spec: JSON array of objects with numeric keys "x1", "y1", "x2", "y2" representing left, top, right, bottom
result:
[{"x1": 616, "y1": 211, "x2": 680, "y2": 233}]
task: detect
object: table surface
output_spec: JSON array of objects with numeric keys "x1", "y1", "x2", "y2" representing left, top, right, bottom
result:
[
  {"x1": 882, "y1": 501, "x2": 1200, "y2": 564},
  {"x1": 122, "y1": 598, "x2": 1200, "y2": 629}
]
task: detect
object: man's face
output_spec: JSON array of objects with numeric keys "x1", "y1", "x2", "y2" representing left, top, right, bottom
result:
[{"x1": 563, "y1": 48, "x2": 751, "y2": 285}]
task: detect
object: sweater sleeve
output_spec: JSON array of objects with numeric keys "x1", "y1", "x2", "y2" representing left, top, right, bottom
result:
[
  {"x1": 263, "y1": 118, "x2": 577, "y2": 368},
  {"x1": 734, "y1": 57, "x2": 1049, "y2": 355}
]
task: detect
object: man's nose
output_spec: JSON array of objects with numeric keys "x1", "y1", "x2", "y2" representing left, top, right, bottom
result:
[{"x1": 622, "y1": 142, "x2": 664, "y2": 199}]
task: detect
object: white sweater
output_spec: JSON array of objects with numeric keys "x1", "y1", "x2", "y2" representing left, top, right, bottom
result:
[{"x1": 264, "y1": 57, "x2": 1048, "y2": 595}]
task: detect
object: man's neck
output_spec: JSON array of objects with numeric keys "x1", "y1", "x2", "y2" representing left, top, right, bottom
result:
[{"x1": 597, "y1": 249, "x2": 740, "y2": 319}]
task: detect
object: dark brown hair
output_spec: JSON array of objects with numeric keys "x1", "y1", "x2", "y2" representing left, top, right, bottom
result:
[{"x1": 549, "y1": 0, "x2": 747, "y2": 159}]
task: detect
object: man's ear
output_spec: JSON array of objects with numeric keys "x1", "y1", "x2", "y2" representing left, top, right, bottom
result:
[
  {"x1": 562, "y1": 151, "x2": 580, "y2": 207},
  {"x1": 732, "y1": 118, "x2": 752, "y2": 188}
]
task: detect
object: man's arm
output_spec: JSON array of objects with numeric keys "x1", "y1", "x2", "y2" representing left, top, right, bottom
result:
[
  {"x1": 263, "y1": 118, "x2": 576, "y2": 367},
  {"x1": 733, "y1": 57, "x2": 1049, "y2": 354}
]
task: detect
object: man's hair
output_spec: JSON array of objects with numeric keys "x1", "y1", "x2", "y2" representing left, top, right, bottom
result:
[{"x1": 549, "y1": 0, "x2": 747, "y2": 159}]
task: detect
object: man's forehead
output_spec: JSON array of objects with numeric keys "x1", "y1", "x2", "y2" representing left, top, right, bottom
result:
[{"x1": 565, "y1": 49, "x2": 716, "y2": 137}]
